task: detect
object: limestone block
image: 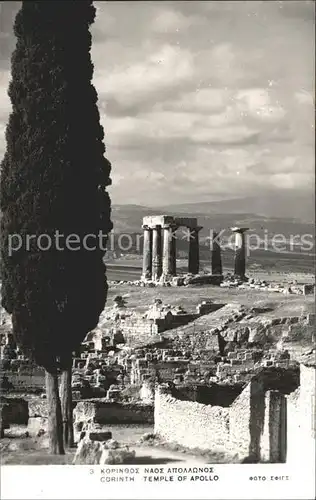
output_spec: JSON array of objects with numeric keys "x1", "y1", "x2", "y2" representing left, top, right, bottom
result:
[
  {"x1": 89, "y1": 430, "x2": 112, "y2": 442},
  {"x1": 100, "y1": 447, "x2": 136, "y2": 465},
  {"x1": 104, "y1": 439, "x2": 120, "y2": 449},
  {"x1": 73, "y1": 437, "x2": 103, "y2": 464},
  {"x1": 286, "y1": 317, "x2": 299, "y2": 325},
  {"x1": 74, "y1": 401, "x2": 98, "y2": 424},
  {"x1": 303, "y1": 284, "x2": 315, "y2": 295},
  {"x1": 248, "y1": 326, "x2": 269, "y2": 344},
  {"x1": 287, "y1": 324, "x2": 314, "y2": 341},
  {"x1": 271, "y1": 318, "x2": 282, "y2": 326},
  {"x1": 305, "y1": 313, "x2": 316, "y2": 326},
  {"x1": 171, "y1": 277, "x2": 185, "y2": 286},
  {"x1": 27, "y1": 417, "x2": 48, "y2": 437},
  {"x1": 225, "y1": 329, "x2": 237, "y2": 342},
  {"x1": 228, "y1": 352, "x2": 238, "y2": 360}
]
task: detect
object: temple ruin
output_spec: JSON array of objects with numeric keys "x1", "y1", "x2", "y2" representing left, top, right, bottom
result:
[
  {"x1": 141, "y1": 216, "x2": 250, "y2": 282},
  {"x1": 141, "y1": 215, "x2": 202, "y2": 281}
]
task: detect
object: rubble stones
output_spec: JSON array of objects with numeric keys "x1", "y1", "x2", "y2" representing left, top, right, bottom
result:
[
  {"x1": 73, "y1": 436, "x2": 136, "y2": 465},
  {"x1": 27, "y1": 417, "x2": 48, "y2": 437},
  {"x1": 73, "y1": 437, "x2": 104, "y2": 464},
  {"x1": 105, "y1": 438, "x2": 120, "y2": 449},
  {"x1": 140, "y1": 432, "x2": 157, "y2": 442},
  {"x1": 218, "y1": 276, "x2": 315, "y2": 296},
  {"x1": 100, "y1": 447, "x2": 136, "y2": 465}
]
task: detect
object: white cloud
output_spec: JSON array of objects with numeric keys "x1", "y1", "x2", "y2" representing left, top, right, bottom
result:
[
  {"x1": 150, "y1": 9, "x2": 192, "y2": 33},
  {"x1": 235, "y1": 88, "x2": 286, "y2": 121},
  {"x1": 190, "y1": 125, "x2": 258, "y2": 145},
  {"x1": 270, "y1": 172, "x2": 313, "y2": 190},
  {"x1": 294, "y1": 90, "x2": 314, "y2": 106},
  {"x1": 165, "y1": 88, "x2": 232, "y2": 113},
  {"x1": 0, "y1": 0, "x2": 313, "y2": 207},
  {"x1": 103, "y1": 110, "x2": 260, "y2": 148},
  {"x1": 93, "y1": 44, "x2": 193, "y2": 107}
]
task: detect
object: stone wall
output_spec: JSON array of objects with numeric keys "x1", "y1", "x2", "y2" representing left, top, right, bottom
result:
[
  {"x1": 286, "y1": 388, "x2": 300, "y2": 463},
  {"x1": 260, "y1": 390, "x2": 286, "y2": 463},
  {"x1": 2, "y1": 371, "x2": 45, "y2": 392},
  {"x1": 74, "y1": 400, "x2": 154, "y2": 425},
  {"x1": 228, "y1": 382, "x2": 254, "y2": 458},
  {"x1": 241, "y1": 314, "x2": 314, "y2": 345},
  {"x1": 154, "y1": 386, "x2": 230, "y2": 451},
  {"x1": 119, "y1": 318, "x2": 160, "y2": 347},
  {"x1": 286, "y1": 364, "x2": 315, "y2": 464},
  {"x1": 113, "y1": 313, "x2": 198, "y2": 348},
  {"x1": 172, "y1": 383, "x2": 244, "y2": 406},
  {"x1": 155, "y1": 375, "x2": 294, "y2": 462}
]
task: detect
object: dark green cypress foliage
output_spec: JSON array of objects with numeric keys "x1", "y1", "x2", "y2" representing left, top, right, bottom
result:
[{"x1": 0, "y1": 1, "x2": 112, "y2": 372}]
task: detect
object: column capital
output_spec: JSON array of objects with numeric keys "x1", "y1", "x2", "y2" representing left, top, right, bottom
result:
[
  {"x1": 142, "y1": 224, "x2": 152, "y2": 231},
  {"x1": 189, "y1": 225, "x2": 203, "y2": 233},
  {"x1": 162, "y1": 223, "x2": 178, "y2": 230},
  {"x1": 231, "y1": 226, "x2": 249, "y2": 234}
]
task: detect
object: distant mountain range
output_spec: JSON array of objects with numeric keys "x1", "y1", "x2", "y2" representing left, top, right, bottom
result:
[
  {"x1": 111, "y1": 193, "x2": 315, "y2": 240},
  {"x1": 158, "y1": 192, "x2": 315, "y2": 222}
]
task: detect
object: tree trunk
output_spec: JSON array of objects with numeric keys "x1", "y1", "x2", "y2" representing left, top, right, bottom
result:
[
  {"x1": 45, "y1": 370, "x2": 65, "y2": 455},
  {"x1": 60, "y1": 357, "x2": 74, "y2": 449}
]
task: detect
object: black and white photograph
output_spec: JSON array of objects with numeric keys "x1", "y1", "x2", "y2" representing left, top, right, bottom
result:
[{"x1": 0, "y1": 1, "x2": 315, "y2": 499}]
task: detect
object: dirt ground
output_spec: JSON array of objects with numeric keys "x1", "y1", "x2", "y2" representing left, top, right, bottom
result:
[
  {"x1": 106, "y1": 280, "x2": 315, "y2": 318},
  {"x1": 0, "y1": 424, "x2": 233, "y2": 465}
]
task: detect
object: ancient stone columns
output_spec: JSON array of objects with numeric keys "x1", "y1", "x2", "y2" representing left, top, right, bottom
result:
[
  {"x1": 211, "y1": 230, "x2": 222, "y2": 276},
  {"x1": 188, "y1": 226, "x2": 202, "y2": 275},
  {"x1": 231, "y1": 227, "x2": 249, "y2": 279},
  {"x1": 142, "y1": 225, "x2": 152, "y2": 279},
  {"x1": 142, "y1": 219, "x2": 175, "y2": 281},
  {"x1": 152, "y1": 225, "x2": 163, "y2": 281},
  {"x1": 162, "y1": 224, "x2": 177, "y2": 278},
  {"x1": 141, "y1": 216, "x2": 200, "y2": 281},
  {"x1": 141, "y1": 217, "x2": 252, "y2": 281}
]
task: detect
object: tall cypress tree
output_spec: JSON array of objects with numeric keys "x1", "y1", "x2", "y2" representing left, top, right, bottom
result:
[{"x1": 0, "y1": 1, "x2": 112, "y2": 453}]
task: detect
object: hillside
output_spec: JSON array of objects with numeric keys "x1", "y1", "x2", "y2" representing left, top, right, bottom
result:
[
  {"x1": 157, "y1": 192, "x2": 315, "y2": 223},
  {"x1": 111, "y1": 203, "x2": 315, "y2": 241}
]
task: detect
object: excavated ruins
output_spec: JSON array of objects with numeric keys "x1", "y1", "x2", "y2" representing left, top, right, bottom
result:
[{"x1": 0, "y1": 215, "x2": 315, "y2": 465}]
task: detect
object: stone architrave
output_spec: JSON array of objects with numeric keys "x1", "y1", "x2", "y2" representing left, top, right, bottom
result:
[
  {"x1": 141, "y1": 225, "x2": 152, "y2": 280},
  {"x1": 231, "y1": 227, "x2": 249, "y2": 279},
  {"x1": 152, "y1": 225, "x2": 162, "y2": 280},
  {"x1": 162, "y1": 224, "x2": 177, "y2": 278},
  {"x1": 188, "y1": 226, "x2": 202, "y2": 275},
  {"x1": 211, "y1": 230, "x2": 222, "y2": 275}
]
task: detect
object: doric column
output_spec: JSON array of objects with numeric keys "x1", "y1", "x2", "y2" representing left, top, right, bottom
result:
[
  {"x1": 162, "y1": 224, "x2": 177, "y2": 278},
  {"x1": 188, "y1": 226, "x2": 202, "y2": 275},
  {"x1": 211, "y1": 230, "x2": 222, "y2": 275},
  {"x1": 152, "y1": 225, "x2": 162, "y2": 280},
  {"x1": 142, "y1": 225, "x2": 152, "y2": 280},
  {"x1": 170, "y1": 229, "x2": 177, "y2": 276},
  {"x1": 231, "y1": 227, "x2": 249, "y2": 279}
]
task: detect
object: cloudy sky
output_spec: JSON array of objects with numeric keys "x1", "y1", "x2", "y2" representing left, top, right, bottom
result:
[{"x1": 0, "y1": 1, "x2": 314, "y2": 206}]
